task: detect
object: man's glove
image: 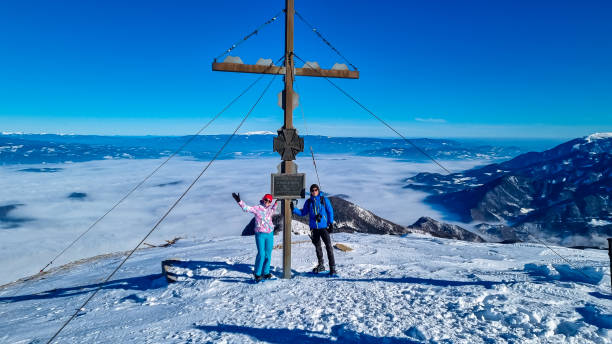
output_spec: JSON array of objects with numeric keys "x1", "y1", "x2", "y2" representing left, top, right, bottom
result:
[
  {"x1": 328, "y1": 222, "x2": 335, "y2": 232},
  {"x1": 232, "y1": 192, "x2": 240, "y2": 203},
  {"x1": 290, "y1": 201, "x2": 294, "y2": 211}
]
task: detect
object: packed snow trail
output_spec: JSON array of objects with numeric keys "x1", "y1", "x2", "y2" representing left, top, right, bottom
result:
[{"x1": 0, "y1": 233, "x2": 610, "y2": 343}]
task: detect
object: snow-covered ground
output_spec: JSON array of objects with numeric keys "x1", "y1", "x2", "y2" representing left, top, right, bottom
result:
[
  {"x1": 0, "y1": 156, "x2": 481, "y2": 285},
  {"x1": 1, "y1": 233, "x2": 610, "y2": 343}
]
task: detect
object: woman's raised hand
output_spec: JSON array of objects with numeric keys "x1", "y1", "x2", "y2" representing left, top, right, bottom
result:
[{"x1": 232, "y1": 192, "x2": 241, "y2": 203}]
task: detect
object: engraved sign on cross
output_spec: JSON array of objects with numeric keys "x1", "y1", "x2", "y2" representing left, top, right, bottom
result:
[{"x1": 273, "y1": 128, "x2": 304, "y2": 161}]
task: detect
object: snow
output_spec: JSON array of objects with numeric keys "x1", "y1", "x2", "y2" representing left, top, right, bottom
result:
[
  {"x1": 520, "y1": 208, "x2": 535, "y2": 214},
  {"x1": 1, "y1": 132, "x2": 76, "y2": 136},
  {"x1": 331, "y1": 63, "x2": 348, "y2": 70},
  {"x1": 586, "y1": 132, "x2": 612, "y2": 143},
  {"x1": 0, "y1": 145, "x2": 24, "y2": 153},
  {"x1": 1, "y1": 233, "x2": 610, "y2": 343},
  {"x1": 255, "y1": 58, "x2": 273, "y2": 66},
  {"x1": 453, "y1": 177, "x2": 473, "y2": 183},
  {"x1": 302, "y1": 61, "x2": 321, "y2": 69},
  {"x1": 573, "y1": 133, "x2": 612, "y2": 150},
  {"x1": 223, "y1": 56, "x2": 243, "y2": 64},
  {"x1": 589, "y1": 219, "x2": 612, "y2": 227},
  {"x1": 240, "y1": 131, "x2": 275, "y2": 135}
]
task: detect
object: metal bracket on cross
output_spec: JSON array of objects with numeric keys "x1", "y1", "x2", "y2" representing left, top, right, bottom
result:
[{"x1": 273, "y1": 128, "x2": 304, "y2": 161}]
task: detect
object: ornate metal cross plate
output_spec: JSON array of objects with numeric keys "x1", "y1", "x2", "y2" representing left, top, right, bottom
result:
[{"x1": 273, "y1": 128, "x2": 304, "y2": 161}]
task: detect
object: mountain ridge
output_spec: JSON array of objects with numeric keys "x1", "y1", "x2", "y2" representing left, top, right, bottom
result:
[{"x1": 404, "y1": 133, "x2": 612, "y2": 248}]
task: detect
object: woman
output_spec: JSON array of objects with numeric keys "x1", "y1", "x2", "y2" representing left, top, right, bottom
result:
[{"x1": 232, "y1": 192, "x2": 277, "y2": 282}]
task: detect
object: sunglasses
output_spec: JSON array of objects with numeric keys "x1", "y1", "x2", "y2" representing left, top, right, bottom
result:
[
  {"x1": 311, "y1": 189, "x2": 319, "y2": 192},
  {"x1": 263, "y1": 199, "x2": 272, "y2": 203}
]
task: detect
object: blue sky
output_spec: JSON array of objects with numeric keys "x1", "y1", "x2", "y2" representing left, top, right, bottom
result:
[{"x1": 0, "y1": 0, "x2": 610, "y2": 138}]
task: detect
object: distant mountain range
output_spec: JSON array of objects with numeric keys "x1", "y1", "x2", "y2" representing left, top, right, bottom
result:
[
  {"x1": 0, "y1": 134, "x2": 537, "y2": 165},
  {"x1": 404, "y1": 133, "x2": 612, "y2": 248},
  {"x1": 359, "y1": 139, "x2": 522, "y2": 161}
]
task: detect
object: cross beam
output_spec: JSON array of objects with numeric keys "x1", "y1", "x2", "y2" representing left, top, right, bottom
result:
[
  {"x1": 212, "y1": 62, "x2": 359, "y2": 79},
  {"x1": 212, "y1": 0, "x2": 358, "y2": 279}
]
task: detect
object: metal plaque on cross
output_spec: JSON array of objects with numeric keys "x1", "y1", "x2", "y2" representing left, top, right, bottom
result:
[
  {"x1": 273, "y1": 128, "x2": 304, "y2": 161},
  {"x1": 271, "y1": 173, "x2": 305, "y2": 199}
]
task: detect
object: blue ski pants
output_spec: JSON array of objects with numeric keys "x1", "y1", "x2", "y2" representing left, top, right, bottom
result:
[{"x1": 254, "y1": 232, "x2": 274, "y2": 276}]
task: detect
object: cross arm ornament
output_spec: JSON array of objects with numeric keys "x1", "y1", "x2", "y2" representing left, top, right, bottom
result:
[{"x1": 212, "y1": 62, "x2": 359, "y2": 79}]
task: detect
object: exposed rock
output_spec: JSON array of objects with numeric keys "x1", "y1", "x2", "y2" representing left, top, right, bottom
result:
[
  {"x1": 474, "y1": 223, "x2": 522, "y2": 243},
  {"x1": 326, "y1": 197, "x2": 409, "y2": 235},
  {"x1": 407, "y1": 217, "x2": 485, "y2": 242},
  {"x1": 334, "y1": 243, "x2": 353, "y2": 252}
]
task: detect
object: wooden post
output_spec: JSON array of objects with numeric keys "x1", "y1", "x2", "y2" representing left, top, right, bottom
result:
[
  {"x1": 281, "y1": 161, "x2": 295, "y2": 279},
  {"x1": 608, "y1": 238, "x2": 612, "y2": 293},
  {"x1": 282, "y1": 0, "x2": 295, "y2": 279}
]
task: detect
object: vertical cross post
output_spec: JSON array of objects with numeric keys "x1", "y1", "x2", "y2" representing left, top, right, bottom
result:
[
  {"x1": 211, "y1": 0, "x2": 358, "y2": 280},
  {"x1": 281, "y1": 0, "x2": 295, "y2": 279},
  {"x1": 608, "y1": 238, "x2": 612, "y2": 293}
]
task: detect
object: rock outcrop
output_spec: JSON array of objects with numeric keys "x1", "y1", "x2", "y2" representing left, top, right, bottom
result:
[{"x1": 407, "y1": 217, "x2": 485, "y2": 242}]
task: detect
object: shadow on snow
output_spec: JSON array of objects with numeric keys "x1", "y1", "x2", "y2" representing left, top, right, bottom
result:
[
  {"x1": 299, "y1": 272, "x2": 503, "y2": 289},
  {"x1": 0, "y1": 260, "x2": 263, "y2": 304},
  {"x1": 2, "y1": 259, "x2": 507, "y2": 304},
  {"x1": 194, "y1": 324, "x2": 421, "y2": 344}
]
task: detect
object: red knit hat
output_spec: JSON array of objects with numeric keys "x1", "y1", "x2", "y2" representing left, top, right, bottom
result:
[{"x1": 262, "y1": 194, "x2": 273, "y2": 202}]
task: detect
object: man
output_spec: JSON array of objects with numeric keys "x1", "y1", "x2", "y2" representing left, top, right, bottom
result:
[{"x1": 291, "y1": 184, "x2": 337, "y2": 275}]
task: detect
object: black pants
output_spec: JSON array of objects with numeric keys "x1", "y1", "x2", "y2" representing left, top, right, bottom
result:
[{"x1": 311, "y1": 227, "x2": 335, "y2": 267}]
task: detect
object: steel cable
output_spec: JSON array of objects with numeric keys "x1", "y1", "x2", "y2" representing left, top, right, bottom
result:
[
  {"x1": 2, "y1": 57, "x2": 283, "y2": 303},
  {"x1": 214, "y1": 10, "x2": 283, "y2": 61},
  {"x1": 295, "y1": 53, "x2": 610, "y2": 289},
  {"x1": 293, "y1": 53, "x2": 451, "y2": 175},
  {"x1": 295, "y1": 11, "x2": 358, "y2": 71},
  {"x1": 46, "y1": 72, "x2": 279, "y2": 344},
  {"x1": 293, "y1": 80, "x2": 321, "y2": 188}
]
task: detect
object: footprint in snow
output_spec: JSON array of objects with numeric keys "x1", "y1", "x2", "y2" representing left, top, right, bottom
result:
[{"x1": 119, "y1": 294, "x2": 146, "y2": 304}]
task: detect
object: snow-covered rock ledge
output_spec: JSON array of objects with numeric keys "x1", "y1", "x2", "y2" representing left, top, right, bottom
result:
[{"x1": 0, "y1": 233, "x2": 610, "y2": 343}]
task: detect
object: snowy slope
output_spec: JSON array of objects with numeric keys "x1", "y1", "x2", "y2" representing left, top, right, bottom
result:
[{"x1": 1, "y1": 233, "x2": 610, "y2": 343}]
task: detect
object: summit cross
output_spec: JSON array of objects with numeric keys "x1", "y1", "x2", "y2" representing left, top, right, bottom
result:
[{"x1": 212, "y1": 0, "x2": 359, "y2": 279}]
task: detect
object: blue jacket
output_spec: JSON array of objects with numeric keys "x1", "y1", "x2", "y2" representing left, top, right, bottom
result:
[{"x1": 293, "y1": 195, "x2": 334, "y2": 229}]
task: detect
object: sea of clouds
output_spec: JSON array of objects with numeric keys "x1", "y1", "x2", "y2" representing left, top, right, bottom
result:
[{"x1": 0, "y1": 155, "x2": 485, "y2": 285}]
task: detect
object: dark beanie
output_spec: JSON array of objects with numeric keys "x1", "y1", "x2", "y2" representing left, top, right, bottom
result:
[{"x1": 310, "y1": 184, "x2": 319, "y2": 191}]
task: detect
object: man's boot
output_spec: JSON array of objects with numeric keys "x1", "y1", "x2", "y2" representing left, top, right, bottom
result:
[
  {"x1": 329, "y1": 265, "x2": 337, "y2": 276},
  {"x1": 312, "y1": 263, "x2": 326, "y2": 273}
]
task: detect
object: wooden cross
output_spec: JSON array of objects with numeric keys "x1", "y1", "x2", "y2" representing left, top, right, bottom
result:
[{"x1": 212, "y1": 0, "x2": 359, "y2": 279}]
